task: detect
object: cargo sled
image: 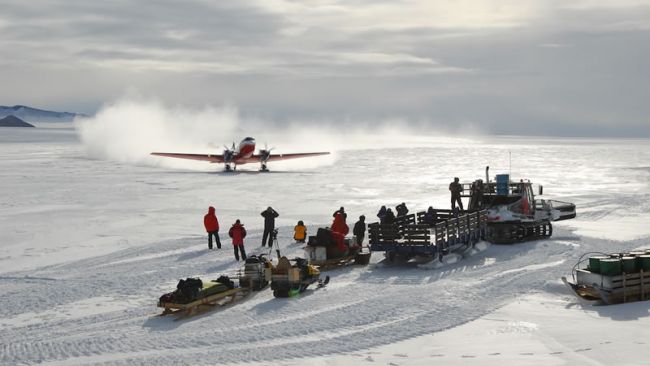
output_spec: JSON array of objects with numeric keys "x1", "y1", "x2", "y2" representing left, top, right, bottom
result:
[
  {"x1": 304, "y1": 227, "x2": 371, "y2": 270},
  {"x1": 271, "y1": 256, "x2": 329, "y2": 298},
  {"x1": 158, "y1": 255, "x2": 272, "y2": 317},
  {"x1": 369, "y1": 211, "x2": 487, "y2": 263},
  {"x1": 563, "y1": 250, "x2": 650, "y2": 304}
]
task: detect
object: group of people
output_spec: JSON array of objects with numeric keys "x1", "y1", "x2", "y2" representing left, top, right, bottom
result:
[
  {"x1": 203, "y1": 205, "x2": 367, "y2": 261},
  {"x1": 375, "y1": 202, "x2": 409, "y2": 225},
  {"x1": 202, "y1": 177, "x2": 464, "y2": 261}
]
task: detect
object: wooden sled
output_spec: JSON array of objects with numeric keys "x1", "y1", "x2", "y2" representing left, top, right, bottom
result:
[
  {"x1": 158, "y1": 287, "x2": 249, "y2": 319},
  {"x1": 562, "y1": 276, "x2": 601, "y2": 302},
  {"x1": 310, "y1": 251, "x2": 371, "y2": 271}
]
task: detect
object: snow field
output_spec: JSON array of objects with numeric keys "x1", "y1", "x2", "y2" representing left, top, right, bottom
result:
[{"x1": 2, "y1": 128, "x2": 650, "y2": 365}]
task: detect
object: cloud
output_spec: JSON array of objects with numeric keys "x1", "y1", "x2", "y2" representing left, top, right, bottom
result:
[{"x1": 1, "y1": 0, "x2": 650, "y2": 137}]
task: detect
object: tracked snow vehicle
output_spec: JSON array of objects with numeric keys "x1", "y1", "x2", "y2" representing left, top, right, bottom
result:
[
  {"x1": 465, "y1": 167, "x2": 575, "y2": 244},
  {"x1": 271, "y1": 256, "x2": 329, "y2": 297}
]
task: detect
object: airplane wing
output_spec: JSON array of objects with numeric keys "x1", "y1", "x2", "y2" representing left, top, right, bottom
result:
[
  {"x1": 150, "y1": 152, "x2": 225, "y2": 163},
  {"x1": 258, "y1": 152, "x2": 330, "y2": 162}
]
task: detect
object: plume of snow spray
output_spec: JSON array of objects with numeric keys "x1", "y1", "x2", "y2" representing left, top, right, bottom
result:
[{"x1": 75, "y1": 96, "x2": 472, "y2": 171}]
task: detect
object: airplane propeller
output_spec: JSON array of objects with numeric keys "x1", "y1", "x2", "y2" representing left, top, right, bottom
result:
[{"x1": 260, "y1": 142, "x2": 275, "y2": 163}]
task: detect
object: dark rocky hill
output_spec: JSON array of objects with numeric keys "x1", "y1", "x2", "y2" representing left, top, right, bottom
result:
[
  {"x1": 0, "y1": 115, "x2": 35, "y2": 127},
  {"x1": 0, "y1": 105, "x2": 86, "y2": 122}
]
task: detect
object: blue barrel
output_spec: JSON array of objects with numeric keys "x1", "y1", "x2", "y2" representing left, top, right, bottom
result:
[{"x1": 496, "y1": 174, "x2": 509, "y2": 196}]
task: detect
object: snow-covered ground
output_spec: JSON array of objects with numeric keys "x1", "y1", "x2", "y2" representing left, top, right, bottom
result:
[{"x1": 1, "y1": 126, "x2": 650, "y2": 365}]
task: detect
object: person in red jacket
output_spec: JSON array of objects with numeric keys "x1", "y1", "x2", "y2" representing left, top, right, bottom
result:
[
  {"x1": 330, "y1": 212, "x2": 349, "y2": 254},
  {"x1": 203, "y1": 206, "x2": 221, "y2": 250},
  {"x1": 331, "y1": 212, "x2": 349, "y2": 236},
  {"x1": 228, "y1": 219, "x2": 247, "y2": 261}
]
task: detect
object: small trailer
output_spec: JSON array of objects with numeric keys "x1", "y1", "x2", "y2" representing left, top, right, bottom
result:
[
  {"x1": 369, "y1": 210, "x2": 487, "y2": 263},
  {"x1": 563, "y1": 251, "x2": 650, "y2": 304}
]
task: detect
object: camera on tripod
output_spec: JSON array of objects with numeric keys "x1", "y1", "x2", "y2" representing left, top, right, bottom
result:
[{"x1": 271, "y1": 228, "x2": 279, "y2": 240}]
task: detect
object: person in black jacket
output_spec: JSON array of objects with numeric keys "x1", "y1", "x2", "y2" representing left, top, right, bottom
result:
[
  {"x1": 377, "y1": 205, "x2": 387, "y2": 223},
  {"x1": 395, "y1": 202, "x2": 409, "y2": 217},
  {"x1": 261, "y1": 207, "x2": 279, "y2": 246},
  {"x1": 449, "y1": 177, "x2": 464, "y2": 211},
  {"x1": 383, "y1": 208, "x2": 396, "y2": 225},
  {"x1": 353, "y1": 215, "x2": 366, "y2": 246},
  {"x1": 423, "y1": 206, "x2": 437, "y2": 226}
]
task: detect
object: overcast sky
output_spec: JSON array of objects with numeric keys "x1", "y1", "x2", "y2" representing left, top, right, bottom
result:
[{"x1": 1, "y1": 0, "x2": 649, "y2": 136}]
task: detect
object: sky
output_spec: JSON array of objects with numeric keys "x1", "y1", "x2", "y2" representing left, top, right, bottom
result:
[{"x1": 0, "y1": 0, "x2": 649, "y2": 137}]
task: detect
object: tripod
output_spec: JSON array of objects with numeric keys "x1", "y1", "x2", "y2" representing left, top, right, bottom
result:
[{"x1": 267, "y1": 228, "x2": 282, "y2": 259}]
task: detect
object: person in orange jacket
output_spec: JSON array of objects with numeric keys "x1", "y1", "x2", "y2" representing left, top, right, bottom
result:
[
  {"x1": 228, "y1": 219, "x2": 247, "y2": 261},
  {"x1": 203, "y1": 206, "x2": 221, "y2": 250},
  {"x1": 294, "y1": 220, "x2": 307, "y2": 243}
]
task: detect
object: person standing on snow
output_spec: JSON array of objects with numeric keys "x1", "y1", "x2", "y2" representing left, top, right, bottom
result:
[
  {"x1": 228, "y1": 219, "x2": 247, "y2": 261},
  {"x1": 331, "y1": 212, "x2": 349, "y2": 236},
  {"x1": 294, "y1": 220, "x2": 307, "y2": 243},
  {"x1": 330, "y1": 212, "x2": 349, "y2": 255},
  {"x1": 261, "y1": 207, "x2": 279, "y2": 247},
  {"x1": 353, "y1": 215, "x2": 366, "y2": 246},
  {"x1": 449, "y1": 177, "x2": 464, "y2": 211},
  {"x1": 203, "y1": 206, "x2": 221, "y2": 250}
]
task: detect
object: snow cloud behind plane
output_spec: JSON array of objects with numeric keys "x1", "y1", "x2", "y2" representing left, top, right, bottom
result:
[
  {"x1": 75, "y1": 96, "x2": 471, "y2": 171},
  {"x1": 2, "y1": 0, "x2": 650, "y2": 137}
]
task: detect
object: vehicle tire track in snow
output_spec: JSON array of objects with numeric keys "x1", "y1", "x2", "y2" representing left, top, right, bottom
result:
[{"x1": 2, "y1": 227, "x2": 646, "y2": 365}]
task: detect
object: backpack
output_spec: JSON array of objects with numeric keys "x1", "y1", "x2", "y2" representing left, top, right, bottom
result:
[
  {"x1": 176, "y1": 277, "x2": 203, "y2": 302},
  {"x1": 216, "y1": 275, "x2": 235, "y2": 289}
]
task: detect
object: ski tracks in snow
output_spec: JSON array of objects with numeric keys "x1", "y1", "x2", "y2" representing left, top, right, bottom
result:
[{"x1": 1, "y1": 227, "x2": 644, "y2": 365}]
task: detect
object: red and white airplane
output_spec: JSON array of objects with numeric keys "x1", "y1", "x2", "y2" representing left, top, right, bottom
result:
[{"x1": 151, "y1": 137, "x2": 329, "y2": 171}]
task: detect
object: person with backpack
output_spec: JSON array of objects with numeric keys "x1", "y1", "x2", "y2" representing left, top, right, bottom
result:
[
  {"x1": 261, "y1": 207, "x2": 279, "y2": 247},
  {"x1": 228, "y1": 219, "x2": 247, "y2": 261},
  {"x1": 353, "y1": 215, "x2": 366, "y2": 246},
  {"x1": 294, "y1": 220, "x2": 307, "y2": 243},
  {"x1": 203, "y1": 206, "x2": 221, "y2": 250}
]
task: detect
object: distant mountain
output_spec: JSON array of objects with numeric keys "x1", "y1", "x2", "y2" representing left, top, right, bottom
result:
[
  {"x1": 0, "y1": 105, "x2": 87, "y2": 123},
  {"x1": 0, "y1": 115, "x2": 35, "y2": 127}
]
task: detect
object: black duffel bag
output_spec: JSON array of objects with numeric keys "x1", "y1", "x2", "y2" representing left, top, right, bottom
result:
[
  {"x1": 176, "y1": 277, "x2": 203, "y2": 302},
  {"x1": 316, "y1": 227, "x2": 334, "y2": 247}
]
